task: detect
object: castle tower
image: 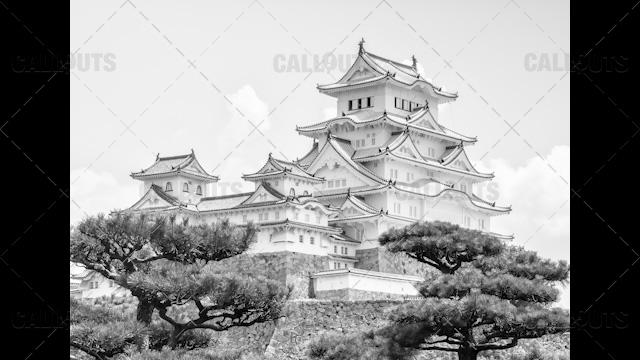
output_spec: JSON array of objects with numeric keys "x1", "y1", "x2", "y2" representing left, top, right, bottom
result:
[
  {"x1": 124, "y1": 41, "x2": 512, "y2": 300},
  {"x1": 295, "y1": 40, "x2": 512, "y2": 249}
]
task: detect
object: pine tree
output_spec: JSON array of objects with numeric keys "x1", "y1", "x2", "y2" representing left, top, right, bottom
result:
[
  {"x1": 379, "y1": 221, "x2": 569, "y2": 360},
  {"x1": 70, "y1": 211, "x2": 290, "y2": 352}
]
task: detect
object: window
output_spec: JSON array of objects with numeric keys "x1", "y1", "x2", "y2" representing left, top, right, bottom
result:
[
  {"x1": 316, "y1": 216, "x2": 321, "y2": 224},
  {"x1": 289, "y1": 188, "x2": 295, "y2": 197},
  {"x1": 348, "y1": 100, "x2": 354, "y2": 111},
  {"x1": 395, "y1": 97, "x2": 402, "y2": 108},
  {"x1": 345, "y1": 264, "x2": 348, "y2": 269},
  {"x1": 402, "y1": 100, "x2": 408, "y2": 111},
  {"x1": 259, "y1": 213, "x2": 264, "y2": 221},
  {"x1": 310, "y1": 237, "x2": 315, "y2": 244},
  {"x1": 264, "y1": 212, "x2": 269, "y2": 221},
  {"x1": 165, "y1": 182, "x2": 173, "y2": 192},
  {"x1": 407, "y1": 172, "x2": 410, "y2": 181},
  {"x1": 275, "y1": 211, "x2": 280, "y2": 220},
  {"x1": 337, "y1": 263, "x2": 341, "y2": 269},
  {"x1": 243, "y1": 215, "x2": 247, "y2": 223},
  {"x1": 275, "y1": 181, "x2": 279, "y2": 187},
  {"x1": 371, "y1": 133, "x2": 376, "y2": 145},
  {"x1": 345, "y1": 247, "x2": 348, "y2": 255},
  {"x1": 460, "y1": 184, "x2": 467, "y2": 192},
  {"x1": 294, "y1": 212, "x2": 299, "y2": 220},
  {"x1": 196, "y1": 185, "x2": 202, "y2": 195},
  {"x1": 357, "y1": 98, "x2": 362, "y2": 109},
  {"x1": 428, "y1": 148, "x2": 435, "y2": 157},
  {"x1": 341, "y1": 179, "x2": 346, "y2": 187},
  {"x1": 355, "y1": 229, "x2": 363, "y2": 241},
  {"x1": 305, "y1": 214, "x2": 310, "y2": 222},
  {"x1": 333, "y1": 262, "x2": 337, "y2": 269},
  {"x1": 303, "y1": 190, "x2": 309, "y2": 195},
  {"x1": 394, "y1": 203, "x2": 401, "y2": 214},
  {"x1": 299, "y1": 235, "x2": 303, "y2": 243},
  {"x1": 479, "y1": 219, "x2": 485, "y2": 230},
  {"x1": 334, "y1": 246, "x2": 337, "y2": 253},
  {"x1": 394, "y1": 169, "x2": 398, "y2": 179},
  {"x1": 373, "y1": 162, "x2": 378, "y2": 168},
  {"x1": 183, "y1": 183, "x2": 189, "y2": 192},
  {"x1": 367, "y1": 97, "x2": 372, "y2": 107},
  {"x1": 328, "y1": 180, "x2": 334, "y2": 188}
]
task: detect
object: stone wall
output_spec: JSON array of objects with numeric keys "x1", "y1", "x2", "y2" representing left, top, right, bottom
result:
[
  {"x1": 265, "y1": 299, "x2": 407, "y2": 359},
  {"x1": 315, "y1": 288, "x2": 412, "y2": 301},
  {"x1": 355, "y1": 247, "x2": 437, "y2": 278},
  {"x1": 217, "y1": 251, "x2": 328, "y2": 300}
]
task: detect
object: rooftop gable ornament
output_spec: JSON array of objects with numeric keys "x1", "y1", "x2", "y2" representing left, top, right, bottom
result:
[
  {"x1": 411, "y1": 55, "x2": 417, "y2": 69},
  {"x1": 156, "y1": 153, "x2": 160, "y2": 161},
  {"x1": 342, "y1": 111, "x2": 345, "y2": 116},
  {"x1": 358, "y1": 38, "x2": 365, "y2": 55}
]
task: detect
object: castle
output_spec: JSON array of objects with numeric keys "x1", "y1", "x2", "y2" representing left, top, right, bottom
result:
[{"x1": 124, "y1": 40, "x2": 512, "y2": 300}]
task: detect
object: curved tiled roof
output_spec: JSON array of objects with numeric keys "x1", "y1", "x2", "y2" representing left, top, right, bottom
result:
[
  {"x1": 131, "y1": 151, "x2": 218, "y2": 181},
  {"x1": 296, "y1": 108, "x2": 476, "y2": 144},
  {"x1": 315, "y1": 182, "x2": 511, "y2": 214},
  {"x1": 319, "y1": 49, "x2": 457, "y2": 101},
  {"x1": 243, "y1": 154, "x2": 324, "y2": 182}
]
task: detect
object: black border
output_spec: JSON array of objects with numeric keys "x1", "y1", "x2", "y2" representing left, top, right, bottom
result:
[
  {"x1": 571, "y1": 0, "x2": 640, "y2": 358},
  {"x1": 1, "y1": 0, "x2": 70, "y2": 358}
]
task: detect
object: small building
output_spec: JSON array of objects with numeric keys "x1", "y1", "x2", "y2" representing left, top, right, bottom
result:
[{"x1": 70, "y1": 270, "x2": 129, "y2": 300}]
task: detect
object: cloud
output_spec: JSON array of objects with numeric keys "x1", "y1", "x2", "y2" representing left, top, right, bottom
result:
[
  {"x1": 476, "y1": 145, "x2": 570, "y2": 308},
  {"x1": 70, "y1": 168, "x2": 139, "y2": 225},
  {"x1": 225, "y1": 85, "x2": 270, "y2": 130}
]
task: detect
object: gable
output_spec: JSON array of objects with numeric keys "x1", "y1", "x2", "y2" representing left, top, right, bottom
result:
[
  {"x1": 307, "y1": 143, "x2": 380, "y2": 188},
  {"x1": 129, "y1": 187, "x2": 176, "y2": 211},
  {"x1": 342, "y1": 56, "x2": 381, "y2": 84},
  {"x1": 341, "y1": 204, "x2": 367, "y2": 217},
  {"x1": 242, "y1": 184, "x2": 282, "y2": 204}
]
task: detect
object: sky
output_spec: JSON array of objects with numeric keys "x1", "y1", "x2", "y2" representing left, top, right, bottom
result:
[{"x1": 70, "y1": 0, "x2": 570, "y2": 307}]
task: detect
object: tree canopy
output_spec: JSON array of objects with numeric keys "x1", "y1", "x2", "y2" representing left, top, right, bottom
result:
[{"x1": 381, "y1": 221, "x2": 570, "y2": 360}]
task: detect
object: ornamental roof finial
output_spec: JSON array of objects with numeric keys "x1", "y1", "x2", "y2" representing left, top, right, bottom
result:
[
  {"x1": 347, "y1": 187, "x2": 351, "y2": 196},
  {"x1": 412, "y1": 55, "x2": 417, "y2": 68},
  {"x1": 156, "y1": 153, "x2": 160, "y2": 161},
  {"x1": 358, "y1": 38, "x2": 365, "y2": 55},
  {"x1": 191, "y1": 148, "x2": 194, "y2": 155},
  {"x1": 342, "y1": 111, "x2": 345, "y2": 117},
  {"x1": 327, "y1": 129, "x2": 332, "y2": 139},
  {"x1": 268, "y1": 152, "x2": 272, "y2": 159}
]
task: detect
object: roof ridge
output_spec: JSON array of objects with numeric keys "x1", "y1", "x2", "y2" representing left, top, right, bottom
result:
[
  {"x1": 157, "y1": 153, "x2": 192, "y2": 161},
  {"x1": 199, "y1": 192, "x2": 254, "y2": 201}
]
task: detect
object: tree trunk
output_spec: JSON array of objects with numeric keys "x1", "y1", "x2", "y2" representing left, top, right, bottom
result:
[
  {"x1": 135, "y1": 299, "x2": 154, "y2": 351},
  {"x1": 167, "y1": 327, "x2": 184, "y2": 349},
  {"x1": 458, "y1": 348, "x2": 478, "y2": 360},
  {"x1": 136, "y1": 298, "x2": 154, "y2": 325}
]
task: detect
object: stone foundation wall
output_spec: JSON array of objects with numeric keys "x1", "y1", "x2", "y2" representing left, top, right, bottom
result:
[
  {"x1": 217, "y1": 251, "x2": 329, "y2": 300},
  {"x1": 265, "y1": 299, "x2": 407, "y2": 359},
  {"x1": 315, "y1": 288, "x2": 413, "y2": 301},
  {"x1": 355, "y1": 247, "x2": 437, "y2": 278}
]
